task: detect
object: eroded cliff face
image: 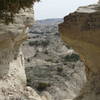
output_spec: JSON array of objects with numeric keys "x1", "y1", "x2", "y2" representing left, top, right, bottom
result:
[
  {"x1": 0, "y1": 8, "x2": 42, "y2": 100},
  {"x1": 59, "y1": 1, "x2": 100, "y2": 100}
]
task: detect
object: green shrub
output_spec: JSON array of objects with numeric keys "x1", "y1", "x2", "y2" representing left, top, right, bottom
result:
[
  {"x1": 28, "y1": 41, "x2": 36, "y2": 46},
  {"x1": 57, "y1": 67, "x2": 63, "y2": 72},
  {"x1": 28, "y1": 40, "x2": 49, "y2": 47},
  {"x1": 0, "y1": 0, "x2": 40, "y2": 24},
  {"x1": 27, "y1": 58, "x2": 30, "y2": 62},
  {"x1": 37, "y1": 82, "x2": 51, "y2": 91},
  {"x1": 64, "y1": 53, "x2": 80, "y2": 62}
]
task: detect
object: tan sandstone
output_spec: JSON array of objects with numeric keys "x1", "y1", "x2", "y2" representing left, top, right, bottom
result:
[{"x1": 59, "y1": 1, "x2": 100, "y2": 100}]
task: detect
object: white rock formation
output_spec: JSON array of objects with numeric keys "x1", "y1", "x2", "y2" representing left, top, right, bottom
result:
[{"x1": 0, "y1": 8, "x2": 42, "y2": 100}]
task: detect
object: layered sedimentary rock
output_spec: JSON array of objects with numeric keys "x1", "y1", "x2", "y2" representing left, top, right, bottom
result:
[
  {"x1": 0, "y1": 8, "x2": 42, "y2": 100},
  {"x1": 59, "y1": 1, "x2": 100, "y2": 100}
]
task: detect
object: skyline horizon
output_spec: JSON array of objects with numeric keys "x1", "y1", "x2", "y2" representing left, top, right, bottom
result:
[
  {"x1": 36, "y1": 17, "x2": 63, "y2": 20},
  {"x1": 34, "y1": 0, "x2": 98, "y2": 20}
]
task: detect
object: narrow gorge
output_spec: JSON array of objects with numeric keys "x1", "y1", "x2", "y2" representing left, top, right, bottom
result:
[{"x1": 0, "y1": 0, "x2": 100, "y2": 100}]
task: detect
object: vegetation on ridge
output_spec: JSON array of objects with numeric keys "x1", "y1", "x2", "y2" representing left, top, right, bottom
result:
[{"x1": 0, "y1": 0, "x2": 40, "y2": 24}]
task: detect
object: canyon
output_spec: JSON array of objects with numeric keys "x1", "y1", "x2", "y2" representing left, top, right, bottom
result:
[
  {"x1": 23, "y1": 19, "x2": 86, "y2": 100},
  {"x1": 0, "y1": 0, "x2": 100, "y2": 100}
]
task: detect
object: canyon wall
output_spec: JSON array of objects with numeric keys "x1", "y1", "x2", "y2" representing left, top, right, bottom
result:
[
  {"x1": 59, "y1": 1, "x2": 100, "y2": 100},
  {"x1": 0, "y1": 0, "x2": 99, "y2": 100},
  {"x1": 0, "y1": 7, "x2": 42, "y2": 100}
]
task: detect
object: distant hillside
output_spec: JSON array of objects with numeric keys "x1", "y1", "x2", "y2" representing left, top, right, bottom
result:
[{"x1": 36, "y1": 18, "x2": 63, "y2": 25}]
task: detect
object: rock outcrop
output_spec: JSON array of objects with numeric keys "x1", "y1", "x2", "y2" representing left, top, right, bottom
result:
[
  {"x1": 0, "y1": 7, "x2": 42, "y2": 100},
  {"x1": 59, "y1": 1, "x2": 100, "y2": 100}
]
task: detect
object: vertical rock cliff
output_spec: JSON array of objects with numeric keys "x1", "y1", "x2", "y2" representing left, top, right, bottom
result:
[
  {"x1": 59, "y1": 1, "x2": 100, "y2": 100},
  {"x1": 0, "y1": 6, "x2": 42, "y2": 100}
]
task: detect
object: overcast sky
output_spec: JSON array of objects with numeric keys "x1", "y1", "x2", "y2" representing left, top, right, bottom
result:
[{"x1": 34, "y1": 0, "x2": 98, "y2": 20}]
